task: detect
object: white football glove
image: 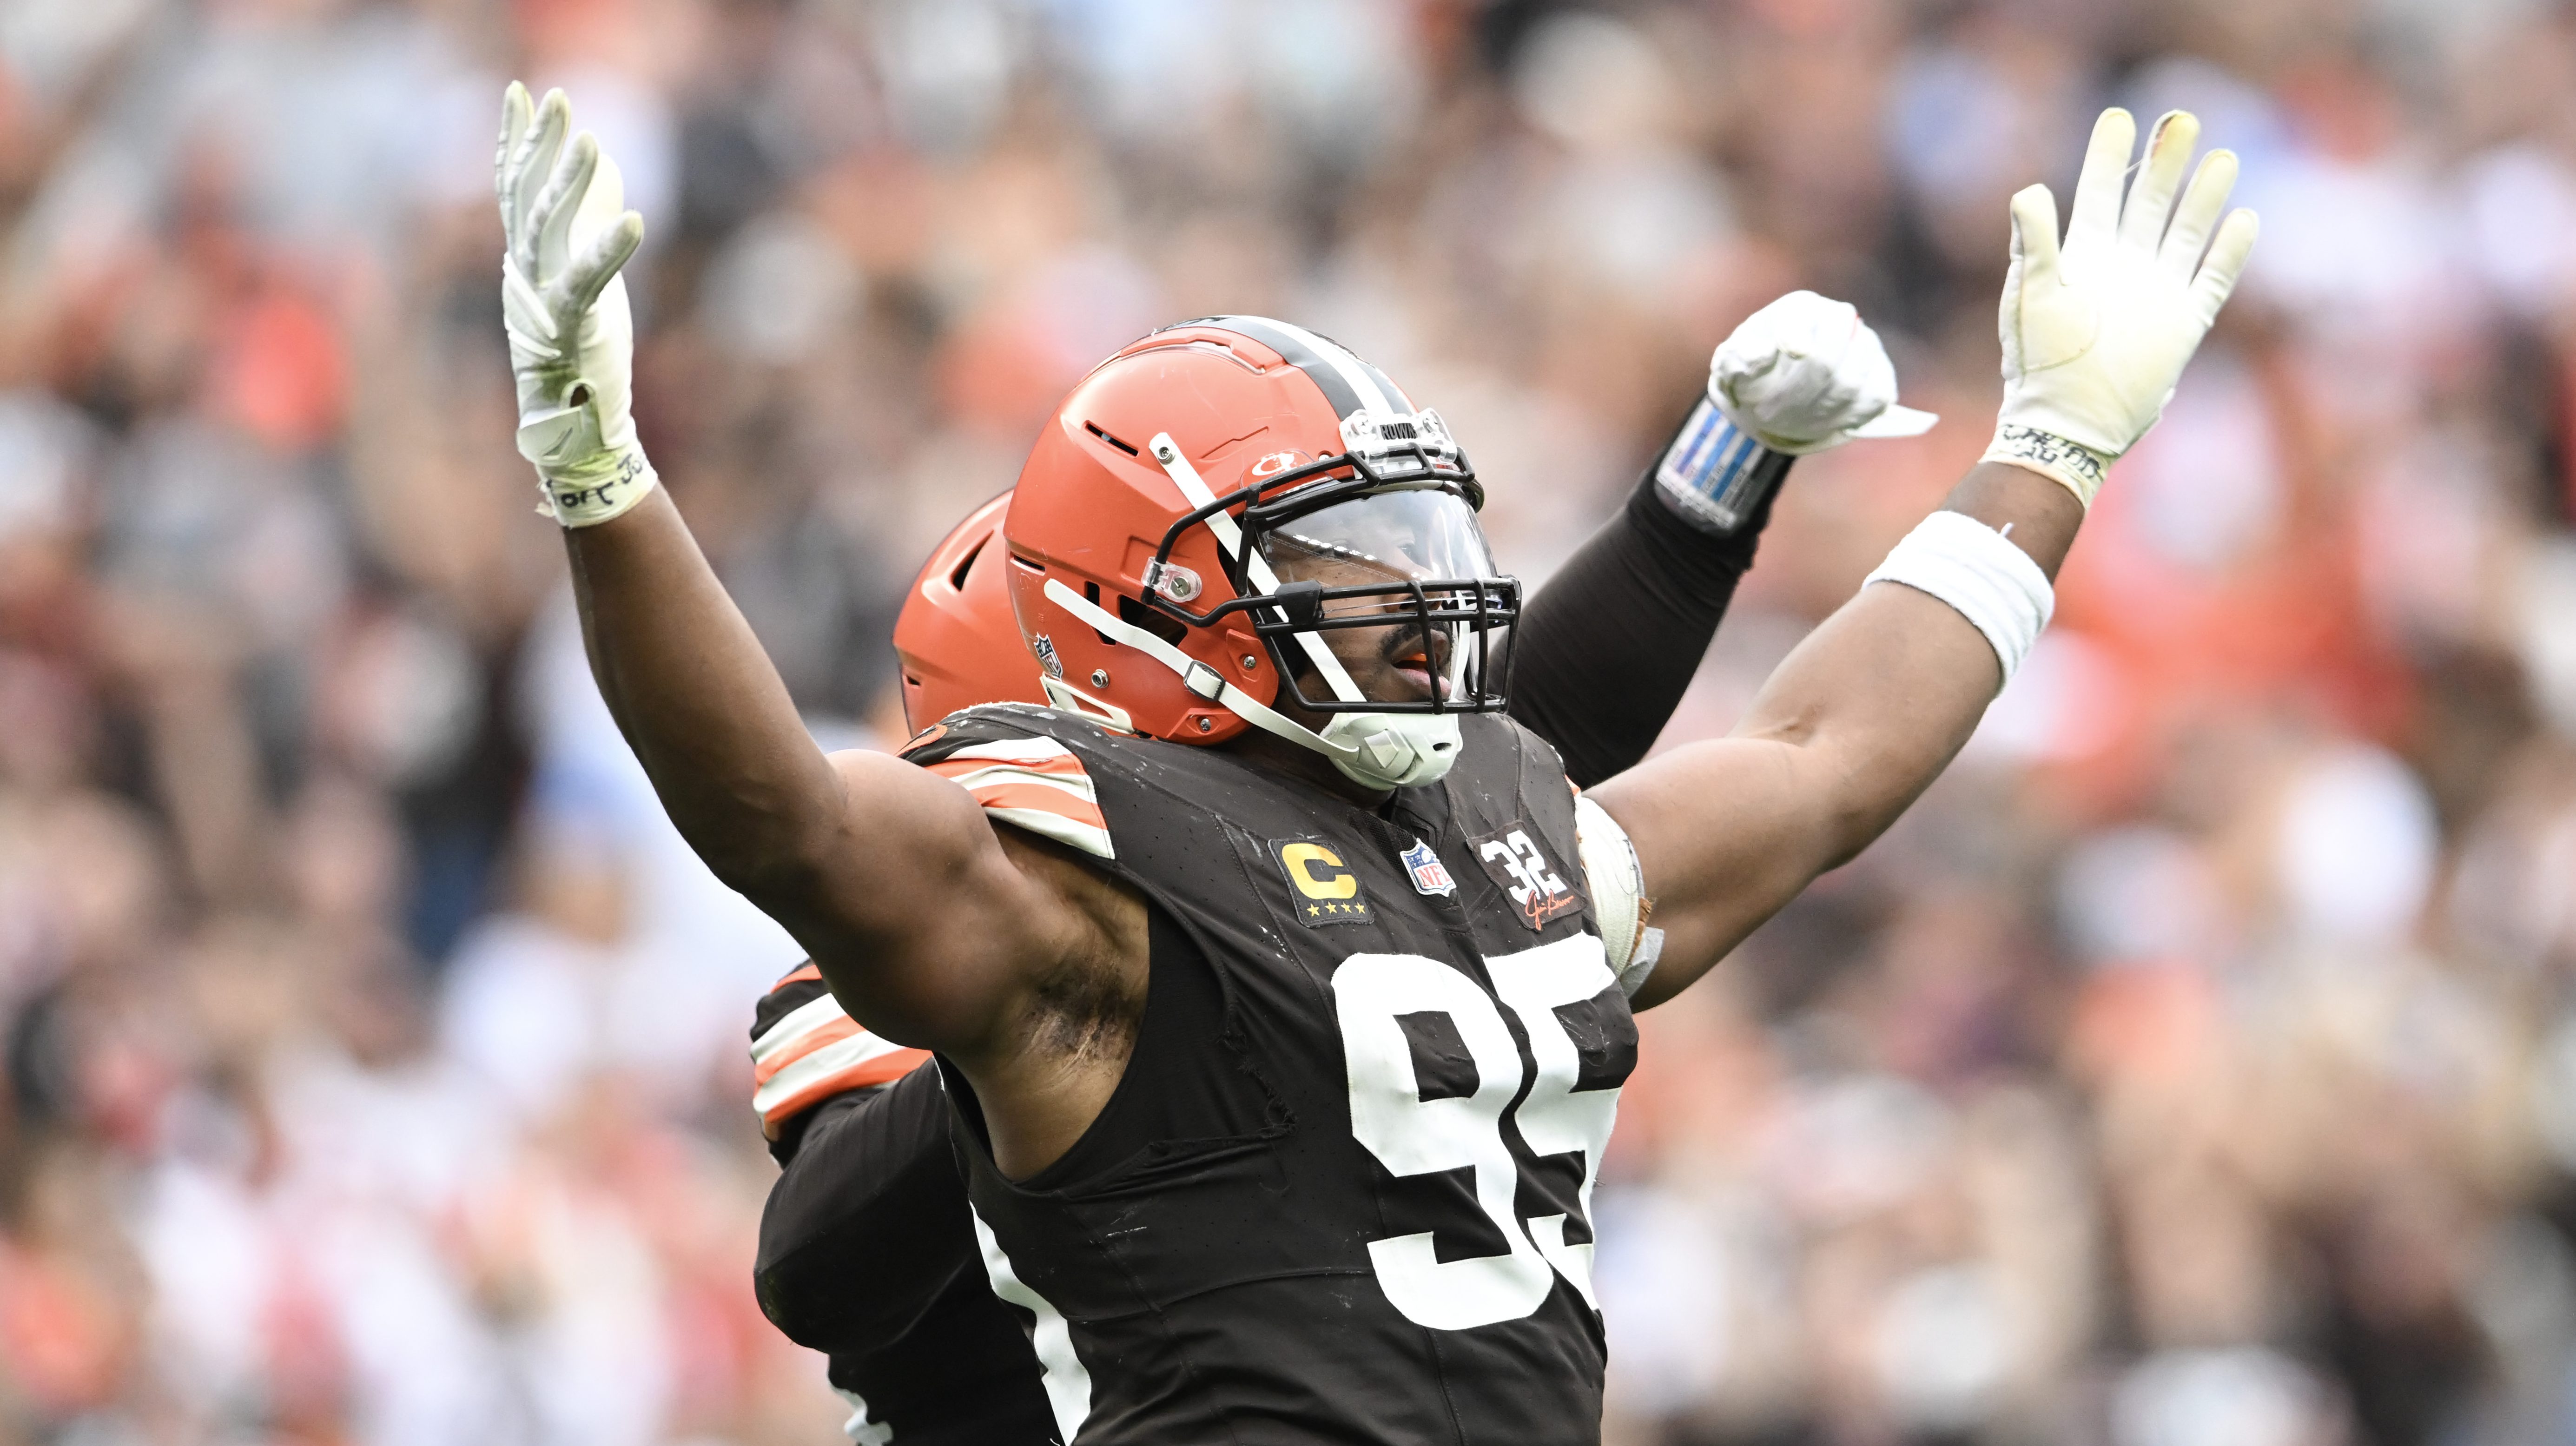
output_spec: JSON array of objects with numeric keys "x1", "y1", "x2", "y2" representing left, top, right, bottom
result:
[
  {"x1": 1986, "y1": 107, "x2": 2258, "y2": 507},
  {"x1": 1709, "y1": 291, "x2": 1937, "y2": 455},
  {"x1": 496, "y1": 82, "x2": 654, "y2": 527}
]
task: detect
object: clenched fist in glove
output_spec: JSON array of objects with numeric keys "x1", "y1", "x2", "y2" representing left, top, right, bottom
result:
[
  {"x1": 1710, "y1": 291, "x2": 1938, "y2": 454},
  {"x1": 1655, "y1": 291, "x2": 1934, "y2": 535},
  {"x1": 497, "y1": 82, "x2": 655, "y2": 526},
  {"x1": 1986, "y1": 107, "x2": 2259, "y2": 507}
]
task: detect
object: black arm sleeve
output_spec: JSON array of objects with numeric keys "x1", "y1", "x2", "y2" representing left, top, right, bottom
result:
[{"x1": 1506, "y1": 426, "x2": 1782, "y2": 788}]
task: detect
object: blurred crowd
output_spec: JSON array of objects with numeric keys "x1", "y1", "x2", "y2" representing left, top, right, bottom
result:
[{"x1": 0, "y1": 0, "x2": 2572, "y2": 1442}]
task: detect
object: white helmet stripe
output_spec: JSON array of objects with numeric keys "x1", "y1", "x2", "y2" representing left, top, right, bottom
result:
[
  {"x1": 1361, "y1": 360, "x2": 1412, "y2": 412},
  {"x1": 1207, "y1": 315, "x2": 1400, "y2": 419},
  {"x1": 1252, "y1": 317, "x2": 1398, "y2": 416}
]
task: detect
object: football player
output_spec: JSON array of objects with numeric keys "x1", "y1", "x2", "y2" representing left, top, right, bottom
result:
[
  {"x1": 752, "y1": 289, "x2": 1930, "y2": 1443},
  {"x1": 497, "y1": 80, "x2": 2250, "y2": 1446}
]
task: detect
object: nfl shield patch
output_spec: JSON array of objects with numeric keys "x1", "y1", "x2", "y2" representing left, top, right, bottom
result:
[{"x1": 1400, "y1": 839, "x2": 1456, "y2": 897}]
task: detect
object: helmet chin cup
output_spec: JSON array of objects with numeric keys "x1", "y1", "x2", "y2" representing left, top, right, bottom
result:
[{"x1": 1317, "y1": 713, "x2": 1461, "y2": 791}]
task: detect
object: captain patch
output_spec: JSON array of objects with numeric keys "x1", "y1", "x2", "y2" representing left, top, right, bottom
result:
[{"x1": 1271, "y1": 838, "x2": 1374, "y2": 927}]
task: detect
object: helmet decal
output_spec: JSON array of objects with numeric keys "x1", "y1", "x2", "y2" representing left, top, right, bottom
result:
[
  {"x1": 1000, "y1": 316, "x2": 1516, "y2": 788},
  {"x1": 1248, "y1": 449, "x2": 1312, "y2": 482}
]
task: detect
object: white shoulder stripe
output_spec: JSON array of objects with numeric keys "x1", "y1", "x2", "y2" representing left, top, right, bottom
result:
[
  {"x1": 750, "y1": 990, "x2": 851, "y2": 1065},
  {"x1": 985, "y1": 806, "x2": 1116, "y2": 861},
  {"x1": 940, "y1": 737, "x2": 1078, "y2": 767},
  {"x1": 752, "y1": 1030, "x2": 911, "y2": 1116},
  {"x1": 1256, "y1": 317, "x2": 1398, "y2": 416},
  {"x1": 937, "y1": 763, "x2": 1097, "y2": 802}
]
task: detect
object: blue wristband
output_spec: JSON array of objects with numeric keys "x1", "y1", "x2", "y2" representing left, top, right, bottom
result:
[{"x1": 1653, "y1": 396, "x2": 1792, "y2": 537}]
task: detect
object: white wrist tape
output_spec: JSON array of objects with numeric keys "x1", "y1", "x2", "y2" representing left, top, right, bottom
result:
[
  {"x1": 1863, "y1": 509, "x2": 2054, "y2": 686},
  {"x1": 1982, "y1": 421, "x2": 2113, "y2": 509},
  {"x1": 534, "y1": 446, "x2": 658, "y2": 528}
]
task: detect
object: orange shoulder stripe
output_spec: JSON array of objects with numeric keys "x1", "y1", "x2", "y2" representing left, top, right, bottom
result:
[
  {"x1": 753, "y1": 1014, "x2": 863, "y2": 1087},
  {"x1": 923, "y1": 753, "x2": 1092, "y2": 782},
  {"x1": 761, "y1": 1048, "x2": 932, "y2": 1123},
  {"x1": 964, "y1": 781, "x2": 1107, "y2": 830}
]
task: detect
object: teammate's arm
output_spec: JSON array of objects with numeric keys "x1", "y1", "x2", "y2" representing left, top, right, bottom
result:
[
  {"x1": 495, "y1": 83, "x2": 1096, "y2": 1050},
  {"x1": 1515, "y1": 292, "x2": 1933, "y2": 786},
  {"x1": 1592, "y1": 107, "x2": 2258, "y2": 1007}
]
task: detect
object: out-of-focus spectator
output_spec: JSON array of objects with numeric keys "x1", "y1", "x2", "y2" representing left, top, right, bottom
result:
[{"x1": 0, "y1": 1, "x2": 2570, "y2": 1443}]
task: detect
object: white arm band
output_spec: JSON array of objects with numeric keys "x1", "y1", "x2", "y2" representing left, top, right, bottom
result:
[
  {"x1": 1575, "y1": 795, "x2": 1663, "y2": 999},
  {"x1": 1861, "y1": 509, "x2": 2054, "y2": 685}
]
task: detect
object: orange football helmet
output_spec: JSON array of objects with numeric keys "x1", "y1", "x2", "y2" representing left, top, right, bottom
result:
[
  {"x1": 1002, "y1": 317, "x2": 1516, "y2": 790},
  {"x1": 892, "y1": 490, "x2": 1044, "y2": 733}
]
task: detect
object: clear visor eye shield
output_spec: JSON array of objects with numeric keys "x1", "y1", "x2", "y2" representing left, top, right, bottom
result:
[
  {"x1": 1242, "y1": 486, "x2": 1507, "y2": 711},
  {"x1": 1041, "y1": 410, "x2": 1520, "y2": 789},
  {"x1": 1156, "y1": 432, "x2": 1516, "y2": 716}
]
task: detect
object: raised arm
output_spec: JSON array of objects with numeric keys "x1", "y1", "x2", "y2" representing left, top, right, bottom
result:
[
  {"x1": 495, "y1": 84, "x2": 1091, "y2": 1050},
  {"x1": 1514, "y1": 291, "x2": 1933, "y2": 786},
  {"x1": 1592, "y1": 107, "x2": 2258, "y2": 1007}
]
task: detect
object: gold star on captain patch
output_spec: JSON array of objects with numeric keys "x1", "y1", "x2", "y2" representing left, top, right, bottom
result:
[{"x1": 1307, "y1": 904, "x2": 1321, "y2": 917}]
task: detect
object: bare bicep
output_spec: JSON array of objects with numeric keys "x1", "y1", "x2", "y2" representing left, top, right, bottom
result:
[
  {"x1": 1590, "y1": 583, "x2": 2009, "y2": 1007},
  {"x1": 758, "y1": 750, "x2": 1090, "y2": 1053}
]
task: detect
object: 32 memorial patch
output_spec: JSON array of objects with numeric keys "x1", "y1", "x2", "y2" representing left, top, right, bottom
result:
[
  {"x1": 1271, "y1": 838, "x2": 1374, "y2": 927},
  {"x1": 1469, "y1": 821, "x2": 1579, "y2": 931}
]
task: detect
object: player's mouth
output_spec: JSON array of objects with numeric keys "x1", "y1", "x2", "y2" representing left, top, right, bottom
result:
[{"x1": 1384, "y1": 631, "x2": 1452, "y2": 701}]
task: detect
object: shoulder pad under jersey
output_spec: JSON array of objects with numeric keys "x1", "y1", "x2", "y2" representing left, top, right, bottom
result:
[{"x1": 905, "y1": 707, "x2": 1118, "y2": 861}]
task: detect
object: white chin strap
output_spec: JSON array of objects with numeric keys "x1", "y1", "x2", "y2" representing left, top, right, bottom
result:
[
  {"x1": 1042, "y1": 429, "x2": 1468, "y2": 791},
  {"x1": 1042, "y1": 578, "x2": 1460, "y2": 791}
]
